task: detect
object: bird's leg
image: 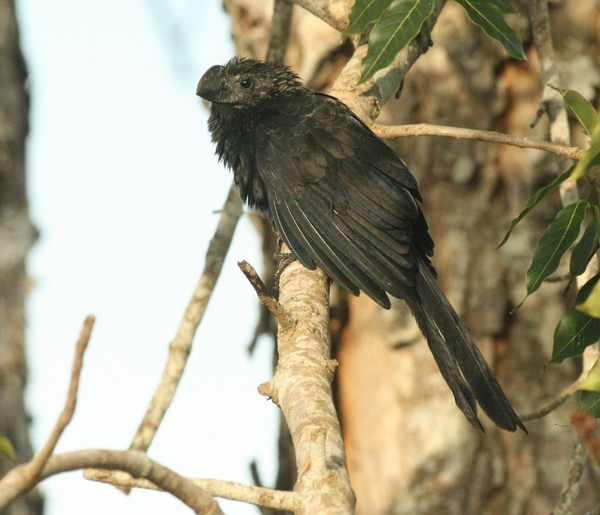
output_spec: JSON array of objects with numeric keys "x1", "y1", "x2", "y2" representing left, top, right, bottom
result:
[{"x1": 273, "y1": 236, "x2": 297, "y2": 298}]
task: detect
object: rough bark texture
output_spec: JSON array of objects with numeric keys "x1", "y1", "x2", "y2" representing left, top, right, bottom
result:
[
  {"x1": 0, "y1": 0, "x2": 41, "y2": 514},
  {"x1": 222, "y1": 0, "x2": 600, "y2": 514},
  {"x1": 337, "y1": 2, "x2": 600, "y2": 514}
]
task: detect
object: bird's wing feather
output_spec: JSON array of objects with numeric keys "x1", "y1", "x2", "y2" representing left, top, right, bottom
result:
[{"x1": 256, "y1": 94, "x2": 424, "y2": 308}]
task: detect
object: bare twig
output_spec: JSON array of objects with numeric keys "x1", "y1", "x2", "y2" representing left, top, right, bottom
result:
[
  {"x1": 0, "y1": 316, "x2": 95, "y2": 509},
  {"x1": 553, "y1": 442, "x2": 587, "y2": 515},
  {"x1": 84, "y1": 466, "x2": 299, "y2": 512},
  {"x1": 39, "y1": 450, "x2": 223, "y2": 515},
  {"x1": 372, "y1": 123, "x2": 584, "y2": 161},
  {"x1": 520, "y1": 347, "x2": 600, "y2": 421},
  {"x1": 129, "y1": 185, "x2": 243, "y2": 454},
  {"x1": 520, "y1": 379, "x2": 580, "y2": 421},
  {"x1": 248, "y1": 461, "x2": 276, "y2": 515},
  {"x1": 238, "y1": 260, "x2": 294, "y2": 330}
]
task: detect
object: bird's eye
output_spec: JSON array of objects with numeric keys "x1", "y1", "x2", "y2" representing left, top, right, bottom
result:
[{"x1": 240, "y1": 77, "x2": 253, "y2": 89}]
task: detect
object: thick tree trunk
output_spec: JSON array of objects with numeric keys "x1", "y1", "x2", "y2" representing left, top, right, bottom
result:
[
  {"x1": 222, "y1": 1, "x2": 600, "y2": 513},
  {"x1": 0, "y1": 1, "x2": 41, "y2": 514}
]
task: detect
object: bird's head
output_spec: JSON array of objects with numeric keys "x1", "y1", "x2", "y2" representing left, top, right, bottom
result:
[{"x1": 196, "y1": 56, "x2": 303, "y2": 109}]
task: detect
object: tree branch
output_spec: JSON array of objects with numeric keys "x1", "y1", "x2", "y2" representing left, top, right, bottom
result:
[
  {"x1": 238, "y1": 259, "x2": 294, "y2": 331},
  {"x1": 520, "y1": 379, "x2": 580, "y2": 421},
  {"x1": 372, "y1": 123, "x2": 584, "y2": 161},
  {"x1": 129, "y1": 185, "x2": 243, "y2": 454},
  {"x1": 0, "y1": 316, "x2": 94, "y2": 509},
  {"x1": 520, "y1": 346, "x2": 600, "y2": 421},
  {"x1": 258, "y1": 258, "x2": 354, "y2": 514},
  {"x1": 39, "y1": 450, "x2": 224, "y2": 515},
  {"x1": 553, "y1": 442, "x2": 587, "y2": 515},
  {"x1": 84, "y1": 467, "x2": 300, "y2": 512}
]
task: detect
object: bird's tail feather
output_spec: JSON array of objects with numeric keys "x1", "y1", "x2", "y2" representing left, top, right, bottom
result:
[{"x1": 407, "y1": 257, "x2": 526, "y2": 433}]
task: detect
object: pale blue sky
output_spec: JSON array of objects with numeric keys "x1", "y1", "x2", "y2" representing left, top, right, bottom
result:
[{"x1": 17, "y1": 1, "x2": 277, "y2": 513}]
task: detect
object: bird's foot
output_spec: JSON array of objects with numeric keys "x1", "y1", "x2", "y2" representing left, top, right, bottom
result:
[{"x1": 273, "y1": 251, "x2": 297, "y2": 298}]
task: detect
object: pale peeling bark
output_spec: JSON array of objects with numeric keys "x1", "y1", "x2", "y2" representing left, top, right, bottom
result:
[{"x1": 259, "y1": 259, "x2": 354, "y2": 515}]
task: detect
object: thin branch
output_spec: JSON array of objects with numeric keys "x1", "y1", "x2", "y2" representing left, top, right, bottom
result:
[
  {"x1": 84, "y1": 467, "x2": 300, "y2": 512},
  {"x1": 553, "y1": 442, "x2": 587, "y2": 515},
  {"x1": 248, "y1": 461, "x2": 276, "y2": 515},
  {"x1": 372, "y1": 123, "x2": 584, "y2": 161},
  {"x1": 520, "y1": 347, "x2": 600, "y2": 421},
  {"x1": 238, "y1": 260, "x2": 294, "y2": 330},
  {"x1": 519, "y1": 379, "x2": 580, "y2": 421},
  {"x1": 0, "y1": 316, "x2": 95, "y2": 509},
  {"x1": 129, "y1": 185, "x2": 243, "y2": 454},
  {"x1": 39, "y1": 450, "x2": 224, "y2": 515}
]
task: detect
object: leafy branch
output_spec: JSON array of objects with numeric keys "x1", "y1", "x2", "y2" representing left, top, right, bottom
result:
[{"x1": 346, "y1": 0, "x2": 526, "y2": 83}]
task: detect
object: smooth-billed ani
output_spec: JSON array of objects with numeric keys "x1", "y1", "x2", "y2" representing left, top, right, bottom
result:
[{"x1": 197, "y1": 56, "x2": 526, "y2": 433}]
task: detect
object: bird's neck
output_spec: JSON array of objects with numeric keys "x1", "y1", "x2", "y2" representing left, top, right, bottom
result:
[{"x1": 208, "y1": 104, "x2": 269, "y2": 212}]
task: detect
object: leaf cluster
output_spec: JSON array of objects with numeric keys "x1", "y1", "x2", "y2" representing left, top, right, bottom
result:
[
  {"x1": 346, "y1": 0, "x2": 526, "y2": 83},
  {"x1": 500, "y1": 89, "x2": 600, "y2": 416}
]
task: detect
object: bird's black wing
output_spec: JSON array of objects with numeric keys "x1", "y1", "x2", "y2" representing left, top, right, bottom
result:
[
  {"x1": 253, "y1": 92, "x2": 526, "y2": 432},
  {"x1": 255, "y1": 92, "x2": 429, "y2": 310}
]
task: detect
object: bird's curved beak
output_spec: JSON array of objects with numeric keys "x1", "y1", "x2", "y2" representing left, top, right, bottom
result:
[{"x1": 196, "y1": 65, "x2": 225, "y2": 102}]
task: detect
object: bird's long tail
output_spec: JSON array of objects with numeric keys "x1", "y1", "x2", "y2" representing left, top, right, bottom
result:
[{"x1": 407, "y1": 257, "x2": 526, "y2": 432}]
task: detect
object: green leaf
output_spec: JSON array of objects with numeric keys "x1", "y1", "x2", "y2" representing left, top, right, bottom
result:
[
  {"x1": 497, "y1": 166, "x2": 573, "y2": 248},
  {"x1": 580, "y1": 358, "x2": 600, "y2": 392},
  {"x1": 592, "y1": 204, "x2": 600, "y2": 241},
  {"x1": 0, "y1": 435, "x2": 15, "y2": 461},
  {"x1": 551, "y1": 274, "x2": 600, "y2": 363},
  {"x1": 577, "y1": 279, "x2": 600, "y2": 318},
  {"x1": 524, "y1": 200, "x2": 587, "y2": 298},
  {"x1": 346, "y1": 0, "x2": 394, "y2": 36},
  {"x1": 488, "y1": 0, "x2": 518, "y2": 14},
  {"x1": 359, "y1": 0, "x2": 435, "y2": 84},
  {"x1": 579, "y1": 390, "x2": 600, "y2": 418},
  {"x1": 559, "y1": 88, "x2": 600, "y2": 137},
  {"x1": 455, "y1": 0, "x2": 526, "y2": 60},
  {"x1": 571, "y1": 121, "x2": 600, "y2": 180},
  {"x1": 570, "y1": 220, "x2": 599, "y2": 278}
]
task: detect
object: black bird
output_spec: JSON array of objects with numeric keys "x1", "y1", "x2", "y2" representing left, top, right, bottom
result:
[{"x1": 197, "y1": 56, "x2": 526, "y2": 433}]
